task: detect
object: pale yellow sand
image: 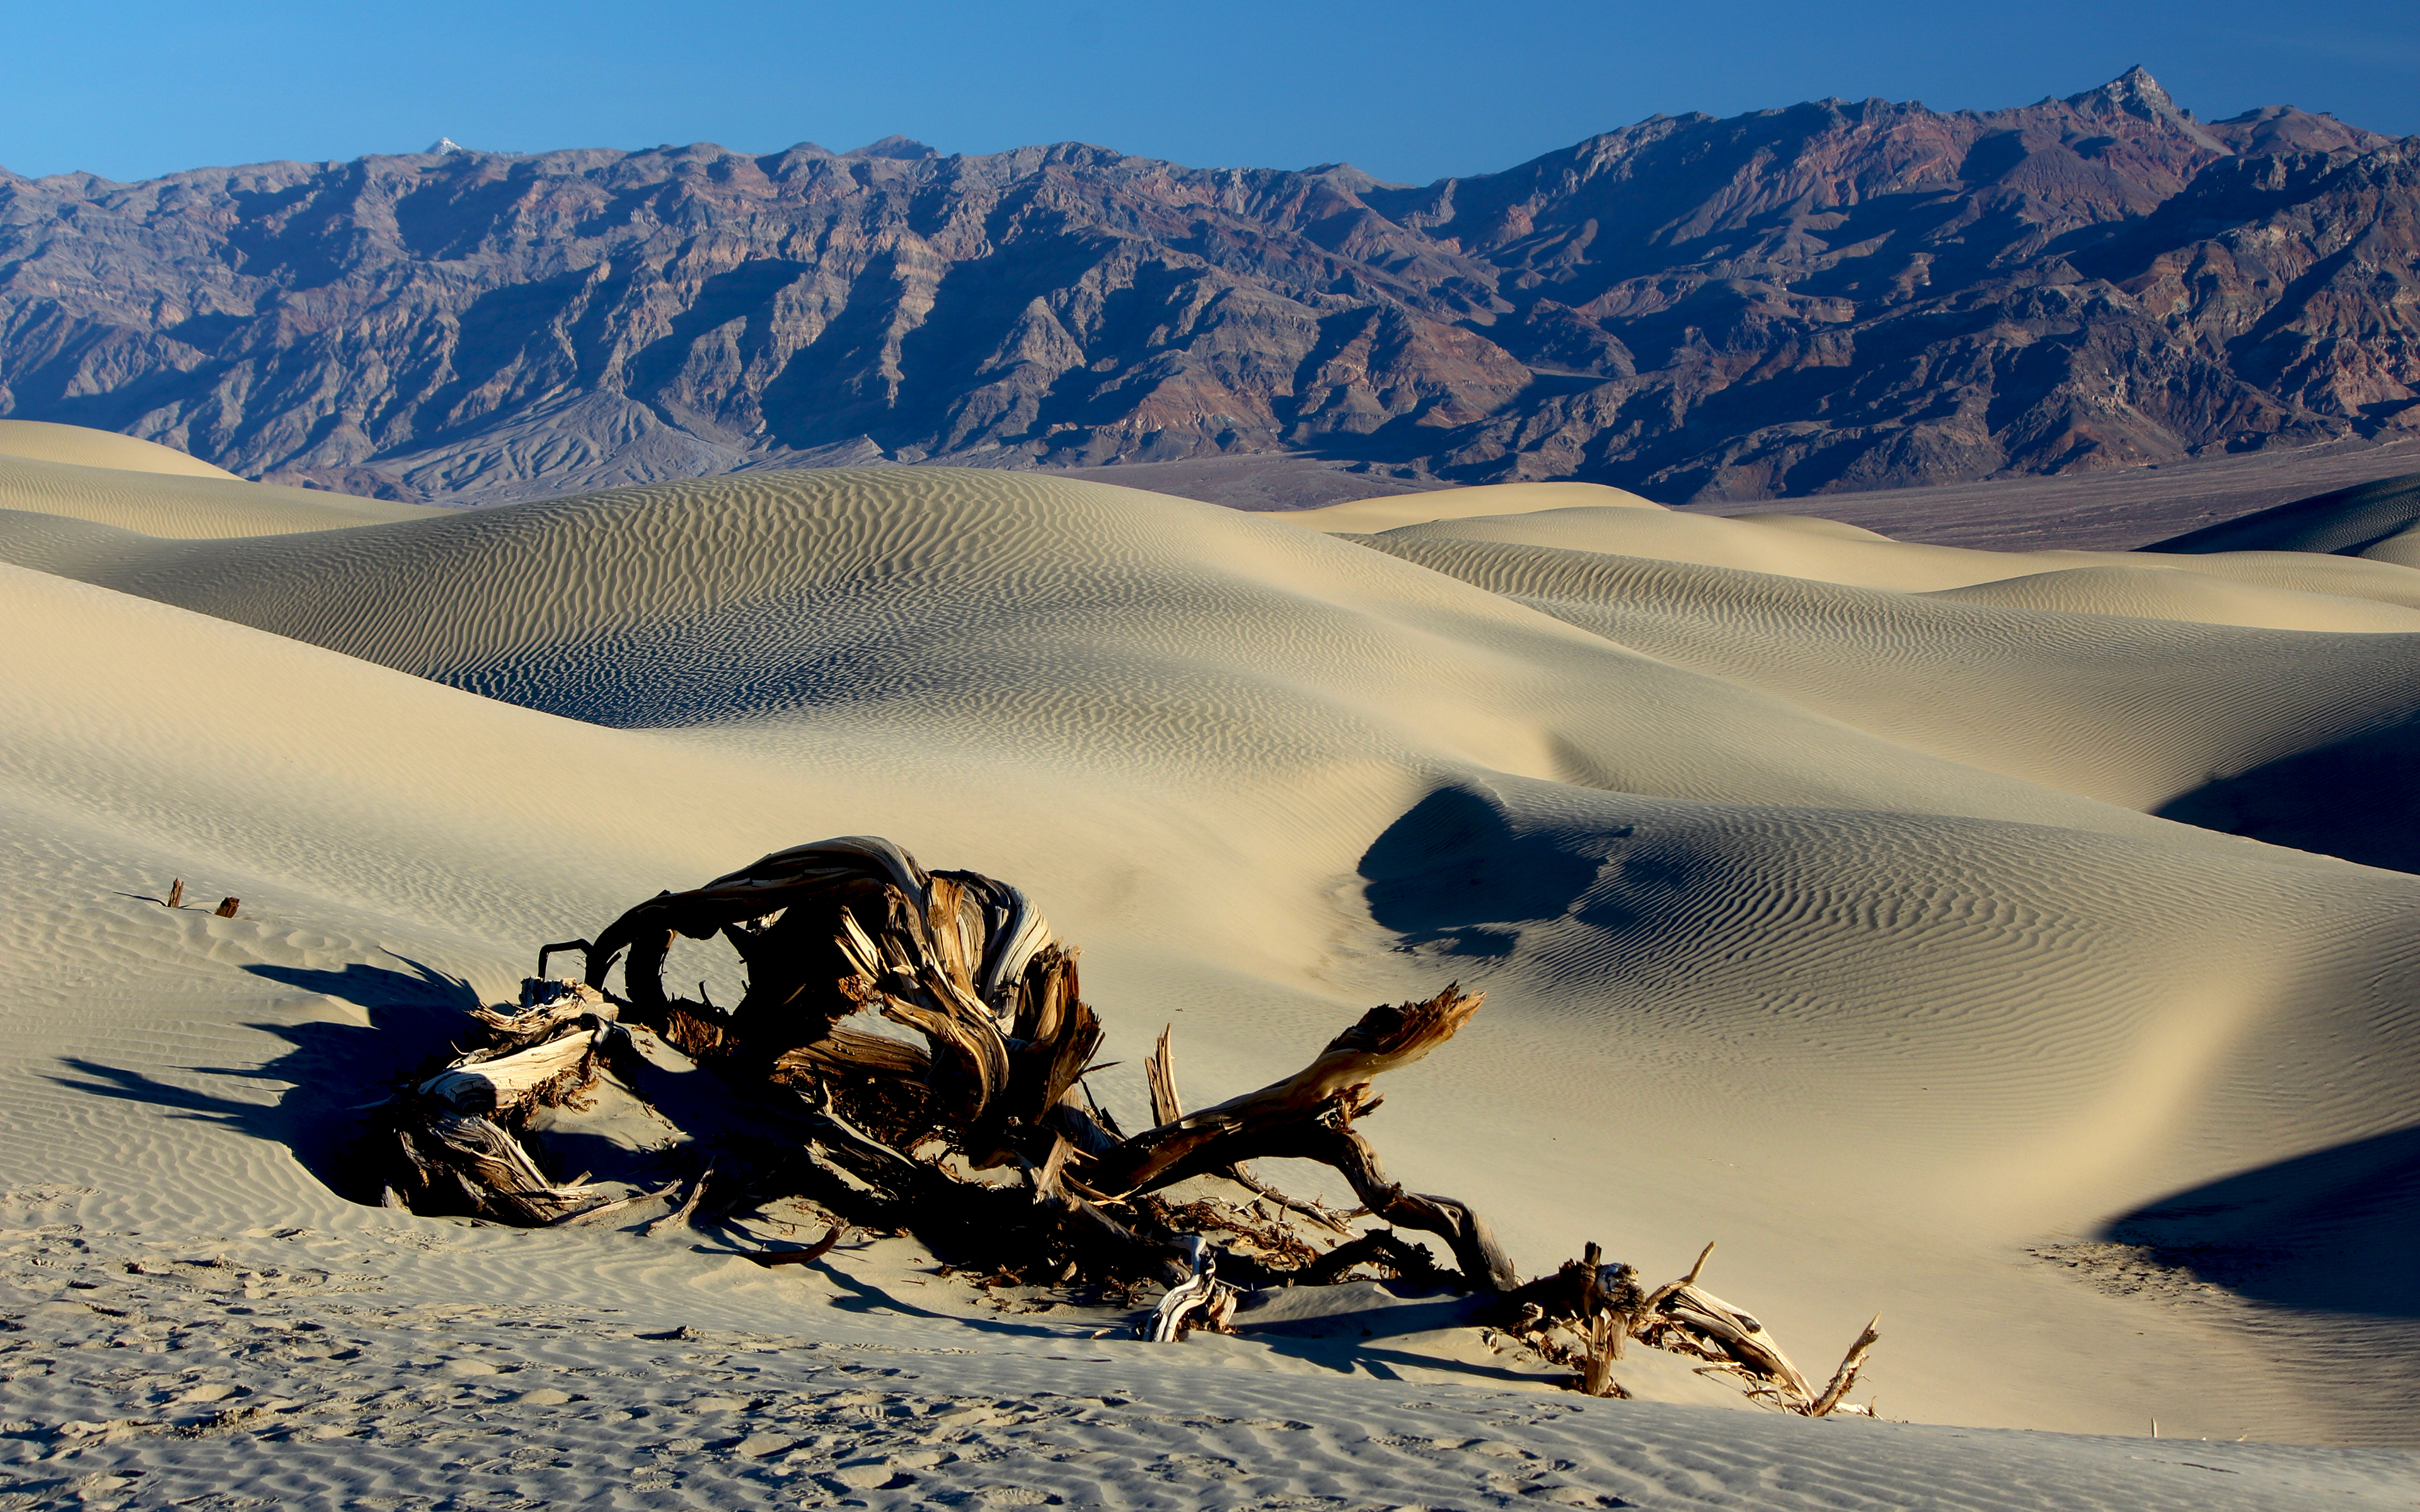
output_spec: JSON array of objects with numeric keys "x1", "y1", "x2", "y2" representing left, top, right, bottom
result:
[
  {"x1": 0, "y1": 447, "x2": 444, "y2": 538},
  {"x1": 1351, "y1": 536, "x2": 2420, "y2": 806},
  {"x1": 2358, "y1": 519, "x2": 2420, "y2": 568},
  {"x1": 3, "y1": 438, "x2": 2419, "y2": 1506},
  {"x1": 1279, "y1": 479, "x2": 1663, "y2": 532},
  {"x1": 0, "y1": 417, "x2": 242, "y2": 478},
  {"x1": 1361, "y1": 502, "x2": 2420, "y2": 627}
]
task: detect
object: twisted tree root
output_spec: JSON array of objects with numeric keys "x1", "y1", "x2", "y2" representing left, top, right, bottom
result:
[{"x1": 361, "y1": 836, "x2": 1877, "y2": 1415}]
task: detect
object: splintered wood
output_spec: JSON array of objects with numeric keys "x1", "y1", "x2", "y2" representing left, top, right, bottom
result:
[{"x1": 366, "y1": 835, "x2": 1877, "y2": 1415}]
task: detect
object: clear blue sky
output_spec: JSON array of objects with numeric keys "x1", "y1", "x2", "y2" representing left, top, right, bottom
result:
[{"x1": 8, "y1": 0, "x2": 2416, "y2": 185}]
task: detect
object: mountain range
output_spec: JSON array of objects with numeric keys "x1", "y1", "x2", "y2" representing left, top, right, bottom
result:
[{"x1": 2, "y1": 66, "x2": 2414, "y2": 504}]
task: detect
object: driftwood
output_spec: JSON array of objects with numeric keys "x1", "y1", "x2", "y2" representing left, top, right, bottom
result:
[
  {"x1": 159, "y1": 878, "x2": 238, "y2": 917},
  {"x1": 1139, "y1": 1235, "x2": 1240, "y2": 1341},
  {"x1": 366, "y1": 835, "x2": 1877, "y2": 1416},
  {"x1": 1500, "y1": 1239, "x2": 1877, "y2": 1415},
  {"x1": 744, "y1": 1223, "x2": 849, "y2": 1268}
]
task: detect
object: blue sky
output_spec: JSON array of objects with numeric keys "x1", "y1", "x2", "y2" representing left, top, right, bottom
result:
[{"x1": 8, "y1": 0, "x2": 2417, "y2": 185}]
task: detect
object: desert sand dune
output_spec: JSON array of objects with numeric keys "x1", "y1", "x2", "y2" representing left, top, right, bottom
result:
[
  {"x1": 0, "y1": 417, "x2": 241, "y2": 478},
  {"x1": 0, "y1": 449, "x2": 443, "y2": 537},
  {"x1": 0, "y1": 471, "x2": 2238, "y2": 841},
  {"x1": 1368, "y1": 502, "x2": 2420, "y2": 619},
  {"x1": 5, "y1": 547, "x2": 2416, "y2": 1443},
  {"x1": 1353, "y1": 532, "x2": 2420, "y2": 809},
  {"x1": 2157, "y1": 714, "x2": 2420, "y2": 874},
  {"x1": 2, "y1": 444, "x2": 2419, "y2": 1501},
  {"x1": 1280, "y1": 479, "x2": 1663, "y2": 534},
  {"x1": 1922, "y1": 563, "x2": 2420, "y2": 633},
  {"x1": 1723, "y1": 511, "x2": 1900, "y2": 541}
]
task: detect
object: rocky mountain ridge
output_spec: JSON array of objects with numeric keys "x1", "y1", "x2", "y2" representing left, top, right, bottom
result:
[{"x1": 1, "y1": 67, "x2": 2413, "y2": 503}]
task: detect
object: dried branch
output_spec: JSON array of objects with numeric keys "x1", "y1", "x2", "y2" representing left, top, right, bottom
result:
[
  {"x1": 363, "y1": 835, "x2": 1876, "y2": 1412},
  {"x1": 1808, "y1": 1315, "x2": 1882, "y2": 1418}
]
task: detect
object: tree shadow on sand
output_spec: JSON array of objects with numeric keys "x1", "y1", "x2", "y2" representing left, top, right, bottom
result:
[
  {"x1": 48, "y1": 956, "x2": 478, "y2": 1205},
  {"x1": 2102, "y1": 1123, "x2": 2420, "y2": 1317}
]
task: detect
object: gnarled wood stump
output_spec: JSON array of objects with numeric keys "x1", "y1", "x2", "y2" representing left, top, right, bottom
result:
[{"x1": 366, "y1": 837, "x2": 1877, "y2": 1415}]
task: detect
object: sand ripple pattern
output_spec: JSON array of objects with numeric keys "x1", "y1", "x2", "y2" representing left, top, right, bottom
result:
[
  {"x1": 4, "y1": 464, "x2": 2420, "y2": 1458},
  {"x1": 1360, "y1": 534, "x2": 2420, "y2": 809},
  {"x1": 4, "y1": 1206, "x2": 2415, "y2": 1512},
  {"x1": 0, "y1": 455, "x2": 437, "y2": 539}
]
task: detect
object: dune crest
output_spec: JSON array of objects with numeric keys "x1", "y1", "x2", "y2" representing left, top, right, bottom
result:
[
  {"x1": 1281, "y1": 480, "x2": 1664, "y2": 534},
  {"x1": 1369, "y1": 498, "x2": 2420, "y2": 626},
  {"x1": 0, "y1": 449, "x2": 446, "y2": 538},
  {"x1": 0, "y1": 417, "x2": 241, "y2": 478}
]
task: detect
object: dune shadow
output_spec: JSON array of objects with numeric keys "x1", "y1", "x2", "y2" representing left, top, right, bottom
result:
[
  {"x1": 2102, "y1": 1124, "x2": 2420, "y2": 1317},
  {"x1": 1357, "y1": 784, "x2": 1625, "y2": 956},
  {"x1": 2157, "y1": 716, "x2": 2420, "y2": 874},
  {"x1": 45, "y1": 956, "x2": 480, "y2": 1205}
]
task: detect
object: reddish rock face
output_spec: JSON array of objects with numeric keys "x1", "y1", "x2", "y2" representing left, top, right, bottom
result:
[{"x1": 1, "y1": 69, "x2": 2412, "y2": 503}]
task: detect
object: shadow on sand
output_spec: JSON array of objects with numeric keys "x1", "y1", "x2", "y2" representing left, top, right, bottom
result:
[
  {"x1": 2104, "y1": 1123, "x2": 2420, "y2": 1317},
  {"x1": 2157, "y1": 716, "x2": 2420, "y2": 874},
  {"x1": 48, "y1": 956, "x2": 478, "y2": 1204},
  {"x1": 1357, "y1": 783, "x2": 1627, "y2": 958}
]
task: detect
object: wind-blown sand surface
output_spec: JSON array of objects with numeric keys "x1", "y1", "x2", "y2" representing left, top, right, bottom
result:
[
  {"x1": 3, "y1": 440, "x2": 2418, "y2": 1508},
  {"x1": 0, "y1": 427, "x2": 444, "y2": 539}
]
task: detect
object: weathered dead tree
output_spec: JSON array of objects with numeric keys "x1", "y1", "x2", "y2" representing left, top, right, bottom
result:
[
  {"x1": 366, "y1": 836, "x2": 1877, "y2": 1416},
  {"x1": 1498, "y1": 1239, "x2": 1877, "y2": 1415}
]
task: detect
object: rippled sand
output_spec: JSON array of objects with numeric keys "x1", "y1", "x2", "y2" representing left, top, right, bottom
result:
[{"x1": 3, "y1": 431, "x2": 2417, "y2": 1506}]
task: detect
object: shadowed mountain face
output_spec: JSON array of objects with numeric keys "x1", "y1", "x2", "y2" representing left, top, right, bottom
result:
[{"x1": 1, "y1": 69, "x2": 2413, "y2": 503}]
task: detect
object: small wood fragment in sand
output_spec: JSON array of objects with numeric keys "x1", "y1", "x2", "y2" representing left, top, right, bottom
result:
[
  {"x1": 1581, "y1": 1313, "x2": 1627, "y2": 1397},
  {"x1": 1146, "y1": 1023, "x2": 1182, "y2": 1128},
  {"x1": 214, "y1": 897, "x2": 240, "y2": 917},
  {"x1": 560, "y1": 1179, "x2": 684, "y2": 1227},
  {"x1": 1140, "y1": 1237, "x2": 1236, "y2": 1343},
  {"x1": 746, "y1": 1223, "x2": 848, "y2": 1266},
  {"x1": 647, "y1": 1166, "x2": 715, "y2": 1235},
  {"x1": 1807, "y1": 1315, "x2": 1882, "y2": 1418},
  {"x1": 165, "y1": 879, "x2": 183, "y2": 910}
]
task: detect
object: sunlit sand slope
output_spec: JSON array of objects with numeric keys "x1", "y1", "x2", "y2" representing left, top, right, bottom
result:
[
  {"x1": 0, "y1": 417, "x2": 241, "y2": 478},
  {"x1": 1366, "y1": 503, "x2": 2420, "y2": 622},
  {"x1": 0, "y1": 450, "x2": 443, "y2": 537},
  {"x1": 1280, "y1": 479, "x2": 1663, "y2": 533},
  {"x1": 6, "y1": 544, "x2": 2419, "y2": 1445},
  {"x1": 1354, "y1": 532, "x2": 2420, "y2": 809},
  {"x1": 1922, "y1": 564, "x2": 2420, "y2": 632},
  {"x1": 0, "y1": 469, "x2": 2223, "y2": 840}
]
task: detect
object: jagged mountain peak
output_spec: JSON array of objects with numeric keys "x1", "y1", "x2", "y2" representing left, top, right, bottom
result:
[
  {"x1": 843, "y1": 135, "x2": 939, "y2": 161},
  {"x1": 2069, "y1": 65, "x2": 2174, "y2": 114},
  {"x1": 2061, "y1": 65, "x2": 2229, "y2": 148},
  {"x1": 424, "y1": 137, "x2": 468, "y2": 156},
  {"x1": 1296, "y1": 162, "x2": 1405, "y2": 192}
]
